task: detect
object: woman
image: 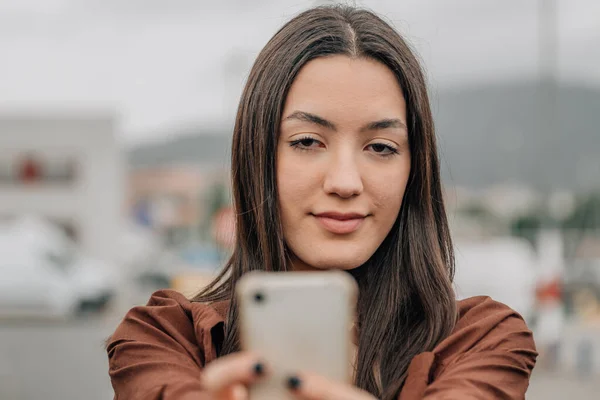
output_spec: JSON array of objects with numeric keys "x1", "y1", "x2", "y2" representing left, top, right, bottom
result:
[{"x1": 107, "y1": 5, "x2": 537, "y2": 399}]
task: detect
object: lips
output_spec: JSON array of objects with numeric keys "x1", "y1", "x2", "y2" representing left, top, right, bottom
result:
[{"x1": 313, "y1": 212, "x2": 367, "y2": 234}]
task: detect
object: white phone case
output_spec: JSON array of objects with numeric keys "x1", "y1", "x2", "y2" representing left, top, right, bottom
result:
[{"x1": 237, "y1": 271, "x2": 358, "y2": 400}]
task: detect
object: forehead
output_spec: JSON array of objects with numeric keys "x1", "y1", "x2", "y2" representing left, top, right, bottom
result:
[{"x1": 282, "y1": 55, "x2": 406, "y2": 121}]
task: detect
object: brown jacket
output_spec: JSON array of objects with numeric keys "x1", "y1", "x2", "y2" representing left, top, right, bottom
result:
[{"x1": 107, "y1": 290, "x2": 537, "y2": 399}]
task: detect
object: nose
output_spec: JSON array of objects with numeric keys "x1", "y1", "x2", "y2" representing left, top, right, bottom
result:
[{"x1": 323, "y1": 151, "x2": 364, "y2": 199}]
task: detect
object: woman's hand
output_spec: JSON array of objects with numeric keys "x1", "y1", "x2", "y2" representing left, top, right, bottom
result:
[
  {"x1": 200, "y1": 351, "x2": 376, "y2": 400},
  {"x1": 286, "y1": 372, "x2": 377, "y2": 400},
  {"x1": 200, "y1": 352, "x2": 267, "y2": 400}
]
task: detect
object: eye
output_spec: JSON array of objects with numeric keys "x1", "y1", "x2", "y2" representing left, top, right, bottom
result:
[
  {"x1": 367, "y1": 143, "x2": 398, "y2": 156},
  {"x1": 290, "y1": 136, "x2": 324, "y2": 150}
]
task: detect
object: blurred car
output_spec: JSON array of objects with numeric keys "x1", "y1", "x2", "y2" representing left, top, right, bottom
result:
[{"x1": 0, "y1": 216, "x2": 117, "y2": 318}]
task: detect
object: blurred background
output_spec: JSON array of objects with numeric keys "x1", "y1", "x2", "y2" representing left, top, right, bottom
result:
[{"x1": 0, "y1": 0, "x2": 598, "y2": 398}]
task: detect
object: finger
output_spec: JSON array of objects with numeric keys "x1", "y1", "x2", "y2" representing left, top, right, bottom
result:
[
  {"x1": 212, "y1": 383, "x2": 249, "y2": 400},
  {"x1": 286, "y1": 372, "x2": 375, "y2": 400},
  {"x1": 200, "y1": 352, "x2": 268, "y2": 393},
  {"x1": 230, "y1": 384, "x2": 249, "y2": 400}
]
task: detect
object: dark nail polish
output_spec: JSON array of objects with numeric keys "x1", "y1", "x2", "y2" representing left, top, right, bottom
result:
[
  {"x1": 287, "y1": 375, "x2": 302, "y2": 391},
  {"x1": 253, "y1": 362, "x2": 264, "y2": 376}
]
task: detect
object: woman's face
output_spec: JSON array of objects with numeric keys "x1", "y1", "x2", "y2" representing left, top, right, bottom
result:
[{"x1": 277, "y1": 55, "x2": 411, "y2": 271}]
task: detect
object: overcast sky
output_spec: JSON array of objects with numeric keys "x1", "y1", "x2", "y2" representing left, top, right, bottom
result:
[{"x1": 0, "y1": 0, "x2": 599, "y2": 143}]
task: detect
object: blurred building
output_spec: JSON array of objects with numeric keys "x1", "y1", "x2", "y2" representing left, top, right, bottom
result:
[
  {"x1": 126, "y1": 130, "x2": 231, "y2": 247},
  {"x1": 128, "y1": 166, "x2": 222, "y2": 246},
  {"x1": 0, "y1": 113, "x2": 123, "y2": 263}
]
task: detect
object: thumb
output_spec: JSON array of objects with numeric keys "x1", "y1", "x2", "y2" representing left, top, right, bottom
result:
[{"x1": 223, "y1": 384, "x2": 248, "y2": 400}]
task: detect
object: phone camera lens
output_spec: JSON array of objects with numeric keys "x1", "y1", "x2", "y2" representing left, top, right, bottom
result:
[{"x1": 253, "y1": 292, "x2": 265, "y2": 303}]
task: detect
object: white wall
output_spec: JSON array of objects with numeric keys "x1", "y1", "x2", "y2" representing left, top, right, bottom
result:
[{"x1": 0, "y1": 113, "x2": 124, "y2": 263}]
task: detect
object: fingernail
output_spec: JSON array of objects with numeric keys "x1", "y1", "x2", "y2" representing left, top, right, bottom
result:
[
  {"x1": 253, "y1": 362, "x2": 264, "y2": 376},
  {"x1": 287, "y1": 375, "x2": 302, "y2": 391}
]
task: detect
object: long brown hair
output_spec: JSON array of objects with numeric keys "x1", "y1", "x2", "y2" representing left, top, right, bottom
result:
[{"x1": 193, "y1": 5, "x2": 457, "y2": 399}]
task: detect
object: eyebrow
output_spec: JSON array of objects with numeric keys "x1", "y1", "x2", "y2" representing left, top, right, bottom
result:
[{"x1": 284, "y1": 111, "x2": 407, "y2": 133}]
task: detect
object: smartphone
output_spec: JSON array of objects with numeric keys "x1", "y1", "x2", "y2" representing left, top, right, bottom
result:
[{"x1": 236, "y1": 270, "x2": 358, "y2": 399}]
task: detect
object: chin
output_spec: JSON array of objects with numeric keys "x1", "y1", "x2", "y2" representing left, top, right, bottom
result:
[
  {"x1": 288, "y1": 239, "x2": 377, "y2": 271},
  {"x1": 303, "y1": 253, "x2": 369, "y2": 271}
]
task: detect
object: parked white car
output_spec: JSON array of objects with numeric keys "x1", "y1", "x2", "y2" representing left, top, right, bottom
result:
[{"x1": 0, "y1": 216, "x2": 117, "y2": 318}]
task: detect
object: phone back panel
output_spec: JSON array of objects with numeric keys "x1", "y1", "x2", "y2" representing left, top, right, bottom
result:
[{"x1": 237, "y1": 271, "x2": 357, "y2": 400}]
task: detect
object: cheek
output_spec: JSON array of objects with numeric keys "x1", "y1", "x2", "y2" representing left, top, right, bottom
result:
[
  {"x1": 372, "y1": 186, "x2": 404, "y2": 214},
  {"x1": 277, "y1": 156, "x2": 320, "y2": 211},
  {"x1": 369, "y1": 164, "x2": 410, "y2": 214}
]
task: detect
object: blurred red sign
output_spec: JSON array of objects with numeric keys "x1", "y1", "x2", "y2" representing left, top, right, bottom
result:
[{"x1": 19, "y1": 156, "x2": 42, "y2": 183}]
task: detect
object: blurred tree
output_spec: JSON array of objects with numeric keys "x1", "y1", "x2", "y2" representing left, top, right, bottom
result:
[
  {"x1": 511, "y1": 213, "x2": 543, "y2": 247},
  {"x1": 460, "y1": 203, "x2": 494, "y2": 219}
]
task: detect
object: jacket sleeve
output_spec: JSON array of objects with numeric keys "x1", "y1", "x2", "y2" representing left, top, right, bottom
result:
[
  {"x1": 107, "y1": 290, "x2": 215, "y2": 400},
  {"x1": 399, "y1": 298, "x2": 538, "y2": 400},
  {"x1": 422, "y1": 314, "x2": 537, "y2": 399}
]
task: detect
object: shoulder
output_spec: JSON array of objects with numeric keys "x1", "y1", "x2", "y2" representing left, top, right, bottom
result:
[
  {"x1": 108, "y1": 290, "x2": 229, "y2": 364},
  {"x1": 107, "y1": 291, "x2": 230, "y2": 397},
  {"x1": 433, "y1": 296, "x2": 537, "y2": 360},
  {"x1": 456, "y1": 295, "x2": 525, "y2": 330},
  {"x1": 113, "y1": 290, "x2": 227, "y2": 335},
  {"x1": 146, "y1": 289, "x2": 228, "y2": 325},
  {"x1": 400, "y1": 297, "x2": 537, "y2": 398}
]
